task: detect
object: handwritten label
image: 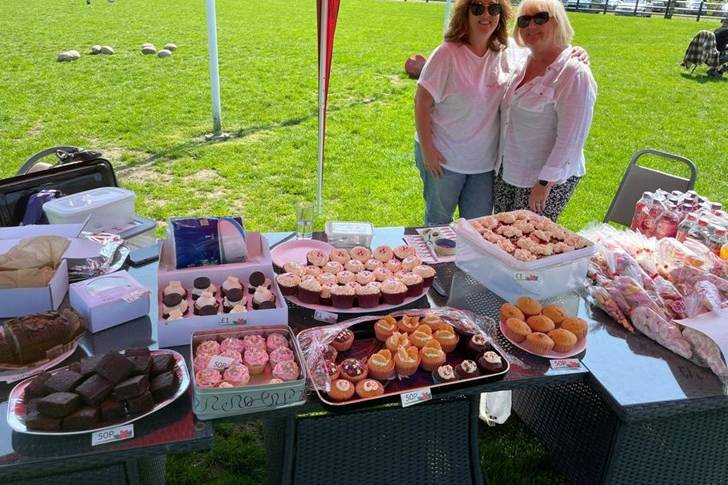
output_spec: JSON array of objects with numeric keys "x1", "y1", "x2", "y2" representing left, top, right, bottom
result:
[
  {"x1": 207, "y1": 356, "x2": 234, "y2": 370},
  {"x1": 514, "y1": 272, "x2": 540, "y2": 282},
  {"x1": 314, "y1": 310, "x2": 338, "y2": 324},
  {"x1": 92, "y1": 424, "x2": 134, "y2": 446},
  {"x1": 400, "y1": 387, "x2": 432, "y2": 408},
  {"x1": 219, "y1": 315, "x2": 246, "y2": 326},
  {"x1": 549, "y1": 359, "x2": 582, "y2": 370}
]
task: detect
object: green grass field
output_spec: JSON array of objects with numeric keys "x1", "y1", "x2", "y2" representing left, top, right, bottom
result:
[{"x1": 1, "y1": 0, "x2": 726, "y2": 483}]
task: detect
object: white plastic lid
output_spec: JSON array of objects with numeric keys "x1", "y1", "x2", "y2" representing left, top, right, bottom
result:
[
  {"x1": 325, "y1": 221, "x2": 374, "y2": 237},
  {"x1": 43, "y1": 187, "x2": 135, "y2": 216}
]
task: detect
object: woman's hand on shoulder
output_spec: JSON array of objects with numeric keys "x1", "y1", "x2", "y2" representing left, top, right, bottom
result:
[
  {"x1": 422, "y1": 144, "x2": 446, "y2": 177},
  {"x1": 570, "y1": 46, "x2": 590, "y2": 66}
]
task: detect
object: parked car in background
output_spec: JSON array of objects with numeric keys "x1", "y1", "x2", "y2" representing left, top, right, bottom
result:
[
  {"x1": 615, "y1": 0, "x2": 654, "y2": 15},
  {"x1": 564, "y1": 0, "x2": 619, "y2": 11}
]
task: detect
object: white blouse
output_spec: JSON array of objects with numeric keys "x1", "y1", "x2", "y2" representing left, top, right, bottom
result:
[{"x1": 496, "y1": 47, "x2": 597, "y2": 188}]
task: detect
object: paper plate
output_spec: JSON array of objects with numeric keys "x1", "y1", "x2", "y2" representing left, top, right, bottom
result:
[
  {"x1": 498, "y1": 319, "x2": 586, "y2": 359},
  {"x1": 270, "y1": 239, "x2": 336, "y2": 269},
  {"x1": 7, "y1": 349, "x2": 190, "y2": 436}
]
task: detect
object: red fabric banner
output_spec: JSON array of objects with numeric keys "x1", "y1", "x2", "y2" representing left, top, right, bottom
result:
[{"x1": 317, "y1": 0, "x2": 340, "y2": 133}]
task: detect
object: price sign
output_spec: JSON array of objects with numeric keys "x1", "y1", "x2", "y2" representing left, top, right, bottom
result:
[
  {"x1": 314, "y1": 310, "x2": 338, "y2": 324},
  {"x1": 400, "y1": 387, "x2": 432, "y2": 408},
  {"x1": 549, "y1": 359, "x2": 582, "y2": 370},
  {"x1": 92, "y1": 424, "x2": 134, "y2": 446},
  {"x1": 207, "y1": 356, "x2": 234, "y2": 370}
]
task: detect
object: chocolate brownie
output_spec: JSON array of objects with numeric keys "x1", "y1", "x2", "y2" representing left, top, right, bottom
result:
[
  {"x1": 113, "y1": 375, "x2": 149, "y2": 400},
  {"x1": 125, "y1": 347, "x2": 151, "y2": 358},
  {"x1": 100, "y1": 399, "x2": 126, "y2": 422},
  {"x1": 24, "y1": 371, "x2": 52, "y2": 400},
  {"x1": 25, "y1": 398, "x2": 40, "y2": 415},
  {"x1": 62, "y1": 406, "x2": 99, "y2": 431},
  {"x1": 44, "y1": 370, "x2": 84, "y2": 393},
  {"x1": 37, "y1": 392, "x2": 81, "y2": 418},
  {"x1": 25, "y1": 410, "x2": 61, "y2": 431},
  {"x1": 127, "y1": 391, "x2": 155, "y2": 414},
  {"x1": 150, "y1": 371, "x2": 179, "y2": 402},
  {"x1": 128, "y1": 355, "x2": 151, "y2": 375},
  {"x1": 95, "y1": 352, "x2": 134, "y2": 384},
  {"x1": 80, "y1": 354, "x2": 105, "y2": 377},
  {"x1": 150, "y1": 354, "x2": 174, "y2": 375},
  {"x1": 68, "y1": 362, "x2": 82, "y2": 374},
  {"x1": 75, "y1": 374, "x2": 113, "y2": 406}
]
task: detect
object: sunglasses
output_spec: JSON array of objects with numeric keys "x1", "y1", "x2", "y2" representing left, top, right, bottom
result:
[
  {"x1": 517, "y1": 11, "x2": 550, "y2": 28},
  {"x1": 470, "y1": 2, "x2": 503, "y2": 16}
]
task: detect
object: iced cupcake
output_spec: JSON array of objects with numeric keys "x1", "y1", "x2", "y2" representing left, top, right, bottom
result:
[
  {"x1": 276, "y1": 272, "x2": 301, "y2": 296},
  {"x1": 401, "y1": 255, "x2": 422, "y2": 272},
  {"x1": 269, "y1": 346, "x2": 295, "y2": 367},
  {"x1": 381, "y1": 279, "x2": 407, "y2": 305},
  {"x1": 323, "y1": 261, "x2": 344, "y2": 274},
  {"x1": 196, "y1": 368, "x2": 222, "y2": 388},
  {"x1": 162, "y1": 293, "x2": 188, "y2": 319},
  {"x1": 283, "y1": 261, "x2": 307, "y2": 278},
  {"x1": 320, "y1": 282, "x2": 337, "y2": 306},
  {"x1": 336, "y1": 270, "x2": 356, "y2": 285},
  {"x1": 317, "y1": 272, "x2": 338, "y2": 286},
  {"x1": 194, "y1": 291, "x2": 218, "y2": 315},
  {"x1": 192, "y1": 277, "x2": 216, "y2": 300},
  {"x1": 413, "y1": 265, "x2": 436, "y2": 288},
  {"x1": 385, "y1": 259, "x2": 402, "y2": 273},
  {"x1": 373, "y1": 245, "x2": 394, "y2": 262},
  {"x1": 221, "y1": 276, "x2": 242, "y2": 297},
  {"x1": 298, "y1": 278, "x2": 322, "y2": 305},
  {"x1": 401, "y1": 272, "x2": 424, "y2": 297},
  {"x1": 266, "y1": 333, "x2": 289, "y2": 352},
  {"x1": 305, "y1": 265, "x2": 322, "y2": 278},
  {"x1": 223, "y1": 288, "x2": 245, "y2": 313},
  {"x1": 307, "y1": 249, "x2": 329, "y2": 267},
  {"x1": 272, "y1": 361, "x2": 300, "y2": 381},
  {"x1": 356, "y1": 270, "x2": 375, "y2": 286},
  {"x1": 350, "y1": 246, "x2": 372, "y2": 263},
  {"x1": 223, "y1": 364, "x2": 250, "y2": 387},
  {"x1": 330, "y1": 248, "x2": 350, "y2": 264},
  {"x1": 356, "y1": 283, "x2": 381, "y2": 308},
  {"x1": 393, "y1": 244, "x2": 415, "y2": 260},
  {"x1": 365, "y1": 258, "x2": 383, "y2": 271},
  {"x1": 244, "y1": 349, "x2": 269, "y2": 375},
  {"x1": 373, "y1": 267, "x2": 393, "y2": 282},
  {"x1": 220, "y1": 337, "x2": 245, "y2": 353},
  {"x1": 345, "y1": 259, "x2": 365, "y2": 273},
  {"x1": 331, "y1": 284, "x2": 356, "y2": 309},
  {"x1": 163, "y1": 280, "x2": 187, "y2": 299}
]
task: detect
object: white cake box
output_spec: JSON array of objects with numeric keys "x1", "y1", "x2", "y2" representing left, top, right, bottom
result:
[
  {"x1": 453, "y1": 219, "x2": 595, "y2": 302},
  {"x1": 69, "y1": 270, "x2": 151, "y2": 333},
  {"x1": 156, "y1": 232, "x2": 288, "y2": 347},
  {"x1": 43, "y1": 187, "x2": 135, "y2": 233}
]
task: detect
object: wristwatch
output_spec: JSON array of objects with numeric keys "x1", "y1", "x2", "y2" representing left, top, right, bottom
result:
[{"x1": 538, "y1": 180, "x2": 549, "y2": 187}]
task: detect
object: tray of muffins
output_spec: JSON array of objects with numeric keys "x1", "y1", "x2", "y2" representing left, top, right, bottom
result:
[
  {"x1": 190, "y1": 325, "x2": 306, "y2": 419},
  {"x1": 499, "y1": 297, "x2": 588, "y2": 358},
  {"x1": 6, "y1": 348, "x2": 189, "y2": 435},
  {"x1": 272, "y1": 241, "x2": 437, "y2": 313},
  {"x1": 297, "y1": 308, "x2": 509, "y2": 407}
]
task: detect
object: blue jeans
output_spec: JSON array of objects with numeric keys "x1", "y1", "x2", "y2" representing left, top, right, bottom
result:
[{"x1": 415, "y1": 142, "x2": 494, "y2": 226}]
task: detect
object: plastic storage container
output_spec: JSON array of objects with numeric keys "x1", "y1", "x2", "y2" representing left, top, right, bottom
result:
[
  {"x1": 453, "y1": 219, "x2": 595, "y2": 302},
  {"x1": 324, "y1": 221, "x2": 374, "y2": 248},
  {"x1": 43, "y1": 187, "x2": 135, "y2": 232}
]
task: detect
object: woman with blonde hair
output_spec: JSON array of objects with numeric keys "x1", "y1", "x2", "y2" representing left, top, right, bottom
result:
[{"x1": 494, "y1": 0, "x2": 597, "y2": 222}]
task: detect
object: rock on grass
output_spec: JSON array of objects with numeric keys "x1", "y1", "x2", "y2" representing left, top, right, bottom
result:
[
  {"x1": 57, "y1": 50, "x2": 81, "y2": 62},
  {"x1": 158, "y1": 49, "x2": 172, "y2": 58}
]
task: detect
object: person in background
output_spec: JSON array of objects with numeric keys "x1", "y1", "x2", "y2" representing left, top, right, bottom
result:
[
  {"x1": 414, "y1": 0, "x2": 513, "y2": 226},
  {"x1": 707, "y1": 17, "x2": 728, "y2": 77},
  {"x1": 494, "y1": 0, "x2": 597, "y2": 222}
]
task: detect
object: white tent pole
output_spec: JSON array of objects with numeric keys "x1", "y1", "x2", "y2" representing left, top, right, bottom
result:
[
  {"x1": 316, "y1": 0, "x2": 328, "y2": 215},
  {"x1": 206, "y1": 0, "x2": 223, "y2": 136},
  {"x1": 444, "y1": 0, "x2": 451, "y2": 33}
]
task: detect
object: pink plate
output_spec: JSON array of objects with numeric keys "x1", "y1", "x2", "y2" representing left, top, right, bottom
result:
[
  {"x1": 284, "y1": 290, "x2": 429, "y2": 314},
  {"x1": 271, "y1": 239, "x2": 336, "y2": 269},
  {"x1": 498, "y1": 319, "x2": 586, "y2": 359}
]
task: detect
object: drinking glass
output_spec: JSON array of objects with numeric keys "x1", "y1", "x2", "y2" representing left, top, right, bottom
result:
[{"x1": 295, "y1": 201, "x2": 314, "y2": 239}]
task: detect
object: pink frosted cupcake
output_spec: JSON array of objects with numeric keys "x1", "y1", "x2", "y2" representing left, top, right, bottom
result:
[
  {"x1": 276, "y1": 273, "x2": 301, "y2": 296},
  {"x1": 320, "y1": 283, "x2": 337, "y2": 306},
  {"x1": 330, "y1": 249, "x2": 350, "y2": 264},
  {"x1": 323, "y1": 261, "x2": 344, "y2": 274},
  {"x1": 365, "y1": 258, "x2": 383, "y2": 271},
  {"x1": 243, "y1": 335, "x2": 267, "y2": 353},
  {"x1": 252, "y1": 286, "x2": 276, "y2": 310},
  {"x1": 385, "y1": 259, "x2": 402, "y2": 273},
  {"x1": 219, "y1": 349, "x2": 243, "y2": 364},
  {"x1": 223, "y1": 364, "x2": 250, "y2": 387},
  {"x1": 373, "y1": 267, "x2": 393, "y2": 282},
  {"x1": 356, "y1": 283, "x2": 381, "y2": 308},
  {"x1": 367, "y1": 281, "x2": 382, "y2": 291},
  {"x1": 356, "y1": 270, "x2": 375, "y2": 286},
  {"x1": 305, "y1": 265, "x2": 322, "y2": 278},
  {"x1": 283, "y1": 261, "x2": 307, "y2": 277},
  {"x1": 336, "y1": 271, "x2": 356, "y2": 285},
  {"x1": 272, "y1": 361, "x2": 300, "y2": 382},
  {"x1": 244, "y1": 349, "x2": 269, "y2": 375},
  {"x1": 350, "y1": 246, "x2": 372, "y2": 263},
  {"x1": 197, "y1": 340, "x2": 220, "y2": 356},
  {"x1": 193, "y1": 353, "x2": 211, "y2": 372},
  {"x1": 413, "y1": 265, "x2": 436, "y2": 288},
  {"x1": 381, "y1": 279, "x2": 408, "y2": 305},
  {"x1": 307, "y1": 249, "x2": 330, "y2": 267},
  {"x1": 393, "y1": 244, "x2": 416, "y2": 260},
  {"x1": 269, "y1": 346, "x2": 295, "y2": 367},
  {"x1": 401, "y1": 272, "x2": 424, "y2": 297},
  {"x1": 220, "y1": 337, "x2": 245, "y2": 353},
  {"x1": 345, "y1": 260, "x2": 365, "y2": 274},
  {"x1": 298, "y1": 277, "x2": 322, "y2": 304},
  {"x1": 373, "y1": 245, "x2": 394, "y2": 262},
  {"x1": 196, "y1": 368, "x2": 222, "y2": 388},
  {"x1": 401, "y1": 255, "x2": 422, "y2": 272},
  {"x1": 266, "y1": 333, "x2": 289, "y2": 352},
  {"x1": 331, "y1": 284, "x2": 356, "y2": 309},
  {"x1": 317, "y1": 272, "x2": 338, "y2": 286}
]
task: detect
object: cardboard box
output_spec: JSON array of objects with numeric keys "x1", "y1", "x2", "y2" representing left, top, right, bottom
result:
[{"x1": 69, "y1": 270, "x2": 151, "y2": 333}]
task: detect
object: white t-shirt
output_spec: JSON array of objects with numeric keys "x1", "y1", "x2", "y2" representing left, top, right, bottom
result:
[
  {"x1": 497, "y1": 47, "x2": 597, "y2": 188},
  {"x1": 415, "y1": 42, "x2": 514, "y2": 175}
]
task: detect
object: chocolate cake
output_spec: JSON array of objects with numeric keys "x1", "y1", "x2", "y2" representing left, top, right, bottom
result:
[
  {"x1": 37, "y1": 392, "x2": 81, "y2": 418},
  {"x1": 128, "y1": 355, "x2": 152, "y2": 375},
  {"x1": 44, "y1": 370, "x2": 84, "y2": 394},
  {"x1": 125, "y1": 347, "x2": 151, "y2": 358},
  {"x1": 80, "y1": 354, "x2": 105, "y2": 376},
  {"x1": 100, "y1": 398, "x2": 126, "y2": 422},
  {"x1": 113, "y1": 375, "x2": 149, "y2": 400},
  {"x1": 75, "y1": 374, "x2": 113, "y2": 406},
  {"x1": 95, "y1": 352, "x2": 134, "y2": 384},
  {"x1": 25, "y1": 410, "x2": 61, "y2": 431},
  {"x1": 127, "y1": 391, "x2": 155, "y2": 414},
  {"x1": 150, "y1": 371, "x2": 178, "y2": 402},
  {"x1": 0, "y1": 309, "x2": 82, "y2": 365},
  {"x1": 62, "y1": 406, "x2": 99, "y2": 431},
  {"x1": 150, "y1": 354, "x2": 174, "y2": 375},
  {"x1": 24, "y1": 371, "x2": 52, "y2": 400}
]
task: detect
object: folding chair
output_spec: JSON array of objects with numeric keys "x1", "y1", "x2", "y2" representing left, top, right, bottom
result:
[{"x1": 603, "y1": 149, "x2": 697, "y2": 227}]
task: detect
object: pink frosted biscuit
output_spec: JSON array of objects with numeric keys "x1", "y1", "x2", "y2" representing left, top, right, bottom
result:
[
  {"x1": 365, "y1": 258, "x2": 383, "y2": 271},
  {"x1": 336, "y1": 270, "x2": 356, "y2": 285},
  {"x1": 244, "y1": 349, "x2": 269, "y2": 375},
  {"x1": 550, "y1": 228, "x2": 567, "y2": 241},
  {"x1": 305, "y1": 265, "x2": 323, "y2": 278},
  {"x1": 495, "y1": 212, "x2": 516, "y2": 224},
  {"x1": 481, "y1": 216, "x2": 499, "y2": 229},
  {"x1": 532, "y1": 230, "x2": 551, "y2": 243},
  {"x1": 516, "y1": 238, "x2": 537, "y2": 251},
  {"x1": 317, "y1": 272, "x2": 338, "y2": 286},
  {"x1": 413, "y1": 265, "x2": 436, "y2": 287},
  {"x1": 471, "y1": 220, "x2": 486, "y2": 233},
  {"x1": 307, "y1": 249, "x2": 330, "y2": 267},
  {"x1": 350, "y1": 246, "x2": 372, "y2": 263},
  {"x1": 220, "y1": 337, "x2": 245, "y2": 353},
  {"x1": 373, "y1": 267, "x2": 393, "y2": 282},
  {"x1": 323, "y1": 261, "x2": 344, "y2": 274},
  {"x1": 513, "y1": 249, "x2": 536, "y2": 262},
  {"x1": 512, "y1": 210, "x2": 531, "y2": 220},
  {"x1": 373, "y1": 245, "x2": 394, "y2": 262},
  {"x1": 385, "y1": 259, "x2": 402, "y2": 272},
  {"x1": 497, "y1": 239, "x2": 516, "y2": 253},
  {"x1": 573, "y1": 237, "x2": 590, "y2": 249},
  {"x1": 532, "y1": 243, "x2": 554, "y2": 257},
  {"x1": 197, "y1": 340, "x2": 221, "y2": 356},
  {"x1": 243, "y1": 335, "x2": 267, "y2": 353},
  {"x1": 283, "y1": 261, "x2": 307, "y2": 277},
  {"x1": 401, "y1": 255, "x2": 421, "y2": 271},
  {"x1": 266, "y1": 333, "x2": 289, "y2": 352},
  {"x1": 195, "y1": 368, "x2": 222, "y2": 388},
  {"x1": 531, "y1": 217, "x2": 552, "y2": 231},
  {"x1": 513, "y1": 221, "x2": 535, "y2": 234},
  {"x1": 497, "y1": 225, "x2": 523, "y2": 238},
  {"x1": 219, "y1": 349, "x2": 243, "y2": 364},
  {"x1": 272, "y1": 361, "x2": 300, "y2": 381},
  {"x1": 482, "y1": 230, "x2": 502, "y2": 244},
  {"x1": 223, "y1": 364, "x2": 250, "y2": 386},
  {"x1": 345, "y1": 260, "x2": 365, "y2": 274},
  {"x1": 193, "y1": 353, "x2": 212, "y2": 372},
  {"x1": 393, "y1": 244, "x2": 416, "y2": 260},
  {"x1": 269, "y1": 346, "x2": 295, "y2": 367},
  {"x1": 356, "y1": 270, "x2": 375, "y2": 285},
  {"x1": 330, "y1": 248, "x2": 350, "y2": 264},
  {"x1": 552, "y1": 242, "x2": 573, "y2": 254}
]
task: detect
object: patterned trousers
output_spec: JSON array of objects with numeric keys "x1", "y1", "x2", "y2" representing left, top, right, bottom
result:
[{"x1": 493, "y1": 173, "x2": 581, "y2": 222}]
